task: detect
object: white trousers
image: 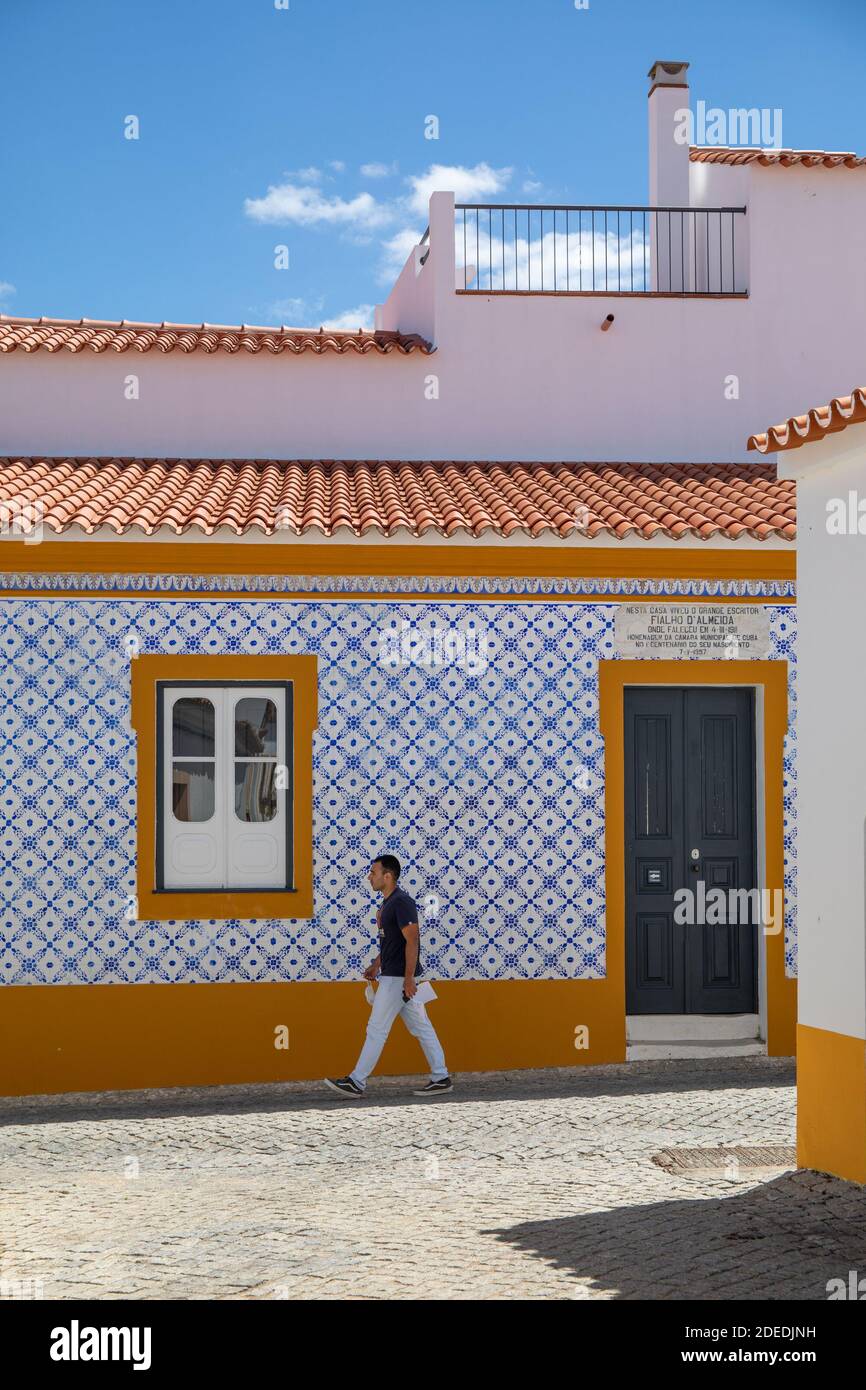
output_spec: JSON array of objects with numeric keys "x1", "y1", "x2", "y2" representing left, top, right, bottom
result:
[{"x1": 350, "y1": 976, "x2": 449, "y2": 1089}]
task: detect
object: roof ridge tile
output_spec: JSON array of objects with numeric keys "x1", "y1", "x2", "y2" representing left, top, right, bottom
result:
[{"x1": 0, "y1": 315, "x2": 433, "y2": 357}]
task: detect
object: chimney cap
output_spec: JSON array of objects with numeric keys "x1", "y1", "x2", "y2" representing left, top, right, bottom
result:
[{"x1": 647, "y1": 60, "x2": 689, "y2": 91}]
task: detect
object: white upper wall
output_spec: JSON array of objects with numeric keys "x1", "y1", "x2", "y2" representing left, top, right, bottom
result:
[{"x1": 2, "y1": 64, "x2": 865, "y2": 465}]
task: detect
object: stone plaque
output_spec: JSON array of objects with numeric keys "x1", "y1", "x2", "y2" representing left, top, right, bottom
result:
[{"x1": 613, "y1": 604, "x2": 771, "y2": 658}]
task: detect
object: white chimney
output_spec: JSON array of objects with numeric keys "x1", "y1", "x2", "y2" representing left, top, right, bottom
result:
[
  {"x1": 648, "y1": 60, "x2": 690, "y2": 207},
  {"x1": 648, "y1": 61, "x2": 691, "y2": 291}
]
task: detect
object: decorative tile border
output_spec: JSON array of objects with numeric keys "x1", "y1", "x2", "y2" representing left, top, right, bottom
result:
[{"x1": 0, "y1": 571, "x2": 796, "y2": 599}]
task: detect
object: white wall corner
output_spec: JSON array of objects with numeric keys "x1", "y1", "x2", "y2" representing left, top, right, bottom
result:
[
  {"x1": 775, "y1": 434, "x2": 859, "y2": 482},
  {"x1": 428, "y1": 189, "x2": 456, "y2": 347}
]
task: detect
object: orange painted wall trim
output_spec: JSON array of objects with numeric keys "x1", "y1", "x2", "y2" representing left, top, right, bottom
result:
[
  {"x1": 0, "y1": 541, "x2": 796, "y2": 583},
  {"x1": 797, "y1": 1024, "x2": 866, "y2": 1183},
  {"x1": 129, "y1": 654, "x2": 318, "y2": 921},
  {"x1": 598, "y1": 659, "x2": 795, "y2": 1056},
  {"x1": 0, "y1": 979, "x2": 622, "y2": 1097}
]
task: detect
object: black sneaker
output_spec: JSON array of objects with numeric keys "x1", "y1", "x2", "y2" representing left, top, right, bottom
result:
[
  {"x1": 324, "y1": 1075, "x2": 365, "y2": 1098},
  {"x1": 413, "y1": 1077, "x2": 454, "y2": 1096}
]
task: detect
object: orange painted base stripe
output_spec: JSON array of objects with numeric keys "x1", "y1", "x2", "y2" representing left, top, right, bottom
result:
[
  {"x1": 797, "y1": 1023, "x2": 866, "y2": 1184},
  {"x1": 0, "y1": 980, "x2": 626, "y2": 1097}
]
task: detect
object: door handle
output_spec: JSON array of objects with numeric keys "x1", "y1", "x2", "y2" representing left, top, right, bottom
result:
[{"x1": 689, "y1": 848, "x2": 701, "y2": 873}]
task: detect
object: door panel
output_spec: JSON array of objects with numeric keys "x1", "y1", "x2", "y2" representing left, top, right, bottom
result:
[
  {"x1": 684, "y1": 688, "x2": 756, "y2": 1013},
  {"x1": 625, "y1": 689, "x2": 685, "y2": 1013},
  {"x1": 625, "y1": 686, "x2": 757, "y2": 1015},
  {"x1": 637, "y1": 911, "x2": 675, "y2": 991}
]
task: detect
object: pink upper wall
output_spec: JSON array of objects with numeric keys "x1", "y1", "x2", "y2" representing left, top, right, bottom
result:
[{"x1": 3, "y1": 82, "x2": 864, "y2": 466}]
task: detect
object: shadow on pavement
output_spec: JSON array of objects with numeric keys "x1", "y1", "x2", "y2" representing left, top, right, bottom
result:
[{"x1": 485, "y1": 1169, "x2": 866, "y2": 1300}]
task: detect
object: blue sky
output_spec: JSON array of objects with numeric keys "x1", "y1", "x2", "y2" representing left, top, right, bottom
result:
[{"x1": 1, "y1": 0, "x2": 863, "y2": 329}]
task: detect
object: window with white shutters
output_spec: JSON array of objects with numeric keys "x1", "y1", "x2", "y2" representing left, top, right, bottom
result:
[{"x1": 157, "y1": 682, "x2": 292, "y2": 892}]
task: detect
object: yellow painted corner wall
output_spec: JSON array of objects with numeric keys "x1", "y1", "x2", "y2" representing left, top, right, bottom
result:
[
  {"x1": 797, "y1": 1024, "x2": 866, "y2": 1184},
  {"x1": 0, "y1": 979, "x2": 625, "y2": 1096}
]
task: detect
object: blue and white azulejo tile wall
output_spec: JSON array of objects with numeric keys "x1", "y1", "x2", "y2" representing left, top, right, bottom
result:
[{"x1": 0, "y1": 592, "x2": 797, "y2": 987}]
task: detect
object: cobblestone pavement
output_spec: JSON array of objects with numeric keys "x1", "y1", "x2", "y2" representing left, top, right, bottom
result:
[{"x1": 1, "y1": 1057, "x2": 864, "y2": 1300}]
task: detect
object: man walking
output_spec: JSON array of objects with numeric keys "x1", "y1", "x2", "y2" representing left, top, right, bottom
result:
[{"x1": 325, "y1": 854, "x2": 453, "y2": 1097}]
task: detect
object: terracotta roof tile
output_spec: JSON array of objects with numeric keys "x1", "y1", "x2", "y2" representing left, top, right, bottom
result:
[
  {"x1": 0, "y1": 316, "x2": 433, "y2": 357},
  {"x1": 0, "y1": 458, "x2": 795, "y2": 541},
  {"x1": 748, "y1": 387, "x2": 866, "y2": 454},
  {"x1": 690, "y1": 146, "x2": 866, "y2": 168}
]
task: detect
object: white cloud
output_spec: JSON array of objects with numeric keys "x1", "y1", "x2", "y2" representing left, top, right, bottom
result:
[
  {"x1": 260, "y1": 297, "x2": 374, "y2": 331},
  {"x1": 321, "y1": 303, "x2": 375, "y2": 331},
  {"x1": 0, "y1": 281, "x2": 16, "y2": 306},
  {"x1": 244, "y1": 182, "x2": 393, "y2": 229},
  {"x1": 360, "y1": 161, "x2": 398, "y2": 178},
  {"x1": 265, "y1": 295, "x2": 324, "y2": 325},
  {"x1": 405, "y1": 162, "x2": 512, "y2": 216},
  {"x1": 456, "y1": 221, "x2": 651, "y2": 293},
  {"x1": 378, "y1": 227, "x2": 424, "y2": 282},
  {"x1": 522, "y1": 179, "x2": 542, "y2": 194},
  {"x1": 245, "y1": 161, "x2": 512, "y2": 241},
  {"x1": 243, "y1": 159, "x2": 517, "y2": 293},
  {"x1": 329, "y1": 160, "x2": 346, "y2": 173}
]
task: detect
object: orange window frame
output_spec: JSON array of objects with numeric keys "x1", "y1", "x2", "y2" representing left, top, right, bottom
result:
[{"x1": 130, "y1": 654, "x2": 318, "y2": 921}]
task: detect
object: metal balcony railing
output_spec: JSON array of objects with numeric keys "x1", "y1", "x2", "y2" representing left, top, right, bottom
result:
[{"x1": 455, "y1": 204, "x2": 748, "y2": 296}]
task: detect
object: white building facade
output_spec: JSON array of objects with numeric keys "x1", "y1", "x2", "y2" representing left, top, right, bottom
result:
[{"x1": 0, "y1": 61, "x2": 862, "y2": 1099}]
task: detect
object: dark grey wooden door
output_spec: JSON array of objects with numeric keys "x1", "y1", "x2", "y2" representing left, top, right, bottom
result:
[{"x1": 624, "y1": 687, "x2": 757, "y2": 1015}]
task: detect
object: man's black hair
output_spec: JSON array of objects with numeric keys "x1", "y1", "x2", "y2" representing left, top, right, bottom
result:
[{"x1": 373, "y1": 853, "x2": 401, "y2": 880}]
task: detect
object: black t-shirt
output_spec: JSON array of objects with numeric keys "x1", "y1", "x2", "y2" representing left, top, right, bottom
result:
[{"x1": 377, "y1": 887, "x2": 422, "y2": 977}]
